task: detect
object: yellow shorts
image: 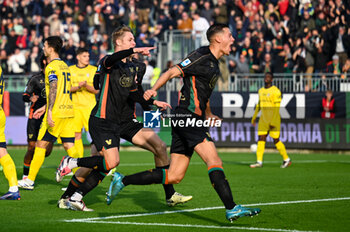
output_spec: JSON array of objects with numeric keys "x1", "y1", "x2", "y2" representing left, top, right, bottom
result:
[
  {"x1": 74, "y1": 107, "x2": 92, "y2": 132},
  {"x1": 38, "y1": 116, "x2": 75, "y2": 142},
  {"x1": 0, "y1": 109, "x2": 6, "y2": 144},
  {"x1": 257, "y1": 121, "x2": 280, "y2": 139}
]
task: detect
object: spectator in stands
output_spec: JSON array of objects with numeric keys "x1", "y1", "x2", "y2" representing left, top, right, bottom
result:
[
  {"x1": 177, "y1": 12, "x2": 192, "y2": 32},
  {"x1": 7, "y1": 48, "x2": 26, "y2": 74},
  {"x1": 342, "y1": 58, "x2": 350, "y2": 79},
  {"x1": 61, "y1": 38, "x2": 76, "y2": 66},
  {"x1": 333, "y1": 25, "x2": 349, "y2": 66},
  {"x1": 321, "y1": 90, "x2": 336, "y2": 119},
  {"x1": 192, "y1": 11, "x2": 210, "y2": 49},
  {"x1": 47, "y1": 13, "x2": 62, "y2": 37},
  {"x1": 0, "y1": 49, "x2": 9, "y2": 74},
  {"x1": 200, "y1": 1, "x2": 214, "y2": 25},
  {"x1": 7, "y1": 30, "x2": 18, "y2": 54},
  {"x1": 327, "y1": 54, "x2": 342, "y2": 78},
  {"x1": 136, "y1": 0, "x2": 152, "y2": 26},
  {"x1": 214, "y1": 0, "x2": 228, "y2": 24},
  {"x1": 26, "y1": 46, "x2": 40, "y2": 74}
]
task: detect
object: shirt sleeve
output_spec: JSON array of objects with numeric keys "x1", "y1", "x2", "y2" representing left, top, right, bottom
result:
[
  {"x1": 47, "y1": 66, "x2": 58, "y2": 83},
  {"x1": 175, "y1": 51, "x2": 199, "y2": 78},
  {"x1": 23, "y1": 76, "x2": 35, "y2": 102}
]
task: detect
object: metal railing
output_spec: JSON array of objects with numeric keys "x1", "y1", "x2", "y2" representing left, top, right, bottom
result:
[{"x1": 3, "y1": 73, "x2": 350, "y2": 93}]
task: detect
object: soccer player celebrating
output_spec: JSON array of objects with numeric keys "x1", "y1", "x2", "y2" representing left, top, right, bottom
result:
[
  {"x1": 21, "y1": 55, "x2": 53, "y2": 181},
  {"x1": 0, "y1": 66, "x2": 20, "y2": 200},
  {"x1": 250, "y1": 72, "x2": 291, "y2": 168},
  {"x1": 18, "y1": 36, "x2": 79, "y2": 190},
  {"x1": 106, "y1": 24, "x2": 261, "y2": 222},
  {"x1": 68, "y1": 47, "x2": 98, "y2": 167},
  {"x1": 107, "y1": 57, "x2": 192, "y2": 206},
  {"x1": 56, "y1": 26, "x2": 171, "y2": 211}
]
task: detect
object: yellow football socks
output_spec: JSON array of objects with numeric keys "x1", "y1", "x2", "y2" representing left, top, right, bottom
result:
[
  {"x1": 256, "y1": 141, "x2": 265, "y2": 163},
  {"x1": 74, "y1": 139, "x2": 84, "y2": 158},
  {"x1": 275, "y1": 141, "x2": 289, "y2": 161},
  {"x1": 0, "y1": 154, "x2": 18, "y2": 187},
  {"x1": 28, "y1": 147, "x2": 46, "y2": 181}
]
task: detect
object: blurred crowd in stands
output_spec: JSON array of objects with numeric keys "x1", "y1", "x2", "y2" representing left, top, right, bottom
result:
[{"x1": 0, "y1": 0, "x2": 350, "y2": 88}]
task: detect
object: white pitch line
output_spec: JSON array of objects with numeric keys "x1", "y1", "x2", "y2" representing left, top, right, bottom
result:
[
  {"x1": 79, "y1": 220, "x2": 316, "y2": 232},
  {"x1": 64, "y1": 196, "x2": 350, "y2": 223}
]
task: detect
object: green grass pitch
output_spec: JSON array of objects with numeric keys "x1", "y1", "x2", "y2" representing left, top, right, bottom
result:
[{"x1": 0, "y1": 147, "x2": 349, "y2": 232}]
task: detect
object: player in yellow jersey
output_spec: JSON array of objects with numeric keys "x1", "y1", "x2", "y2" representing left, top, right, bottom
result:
[
  {"x1": 250, "y1": 72, "x2": 291, "y2": 168},
  {"x1": 18, "y1": 36, "x2": 78, "y2": 190},
  {"x1": 69, "y1": 48, "x2": 98, "y2": 169},
  {"x1": 0, "y1": 66, "x2": 21, "y2": 200}
]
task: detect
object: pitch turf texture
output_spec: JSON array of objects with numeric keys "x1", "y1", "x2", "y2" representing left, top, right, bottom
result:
[{"x1": 1, "y1": 148, "x2": 349, "y2": 232}]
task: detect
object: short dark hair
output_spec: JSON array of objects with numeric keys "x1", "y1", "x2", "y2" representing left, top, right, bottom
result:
[
  {"x1": 39, "y1": 53, "x2": 46, "y2": 70},
  {"x1": 44, "y1": 36, "x2": 63, "y2": 54},
  {"x1": 76, "y1": 47, "x2": 89, "y2": 55},
  {"x1": 206, "y1": 23, "x2": 229, "y2": 42},
  {"x1": 265, "y1": 72, "x2": 274, "y2": 78}
]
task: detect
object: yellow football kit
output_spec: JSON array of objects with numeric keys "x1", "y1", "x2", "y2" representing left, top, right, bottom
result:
[
  {"x1": 0, "y1": 66, "x2": 19, "y2": 190},
  {"x1": 251, "y1": 85, "x2": 289, "y2": 164},
  {"x1": 253, "y1": 85, "x2": 281, "y2": 139},
  {"x1": 37, "y1": 59, "x2": 75, "y2": 140},
  {"x1": 69, "y1": 64, "x2": 97, "y2": 132}
]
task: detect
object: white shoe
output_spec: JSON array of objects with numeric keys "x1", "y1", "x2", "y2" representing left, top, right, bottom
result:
[
  {"x1": 18, "y1": 179, "x2": 34, "y2": 190},
  {"x1": 166, "y1": 192, "x2": 193, "y2": 206},
  {"x1": 56, "y1": 156, "x2": 72, "y2": 182},
  {"x1": 250, "y1": 162, "x2": 263, "y2": 168},
  {"x1": 57, "y1": 198, "x2": 69, "y2": 209},
  {"x1": 66, "y1": 198, "x2": 94, "y2": 211},
  {"x1": 281, "y1": 160, "x2": 292, "y2": 168}
]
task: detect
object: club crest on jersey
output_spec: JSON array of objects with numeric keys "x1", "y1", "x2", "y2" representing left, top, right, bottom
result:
[
  {"x1": 180, "y1": 59, "x2": 191, "y2": 67},
  {"x1": 119, "y1": 74, "x2": 133, "y2": 87}
]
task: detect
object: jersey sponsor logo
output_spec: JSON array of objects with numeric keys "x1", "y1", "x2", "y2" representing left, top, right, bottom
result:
[
  {"x1": 180, "y1": 58, "x2": 191, "y2": 67},
  {"x1": 105, "y1": 139, "x2": 112, "y2": 145},
  {"x1": 119, "y1": 74, "x2": 133, "y2": 87},
  {"x1": 28, "y1": 134, "x2": 33, "y2": 139}
]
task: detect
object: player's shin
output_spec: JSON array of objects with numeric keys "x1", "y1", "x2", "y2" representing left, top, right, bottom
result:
[
  {"x1": 72, "y1": 170, "x2": 106, "y2": 199},
  {"x1": 0, "y1": 154, "x2": 18, "y2": 188},
  {"x1": 208, "y1": 166, "x2": 235, "y2": 210},
  {"x1": 77, "y1": 156, "x2": 110, "y2": 172},
  {"x1": 61, "y1": 175, "x2": 83, "y2": 199},
  {"x1": 27, "y1": 147, "x2": 46, "y2": 181},
  {"x1": 122, "y1": 168, "x2": 164, "y2": 186},
  {"x1": 275, "y1": 141, "x2": 289, "y2": 160},
  {"x1": 156, "y1": 165, "x2": 175, "y2": 199},
  {"x1": 256, "y1": 141, "x2": 266, "y2": 163}
]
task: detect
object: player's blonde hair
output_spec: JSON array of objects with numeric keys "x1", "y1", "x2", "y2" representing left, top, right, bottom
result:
[{"x1": 112, "y1": 25, "x2": 133, "y2": 50}]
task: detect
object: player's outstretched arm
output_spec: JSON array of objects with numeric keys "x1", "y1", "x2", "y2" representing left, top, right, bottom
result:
[
  {"x1": 144, "y1": 66, "x2": 182, "y2": 100},
  {"x1": 251, "y1": 101, "x2": 260, "y2": 127},
  {"x1": 153, "y1": 100, "x2": 172, "y2": 111}
]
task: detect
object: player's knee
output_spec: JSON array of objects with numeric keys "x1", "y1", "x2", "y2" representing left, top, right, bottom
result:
[
  {"x1": 273, "y1": 138, "x2": 280, "y2": 144},
  {"x1": 109, "y1": 159, "x2": 120, "y2": 169},
  {"x1": 27, "y1": 145, "x2": 35, "y2": 154},
  {"x1": 169, "y1": 176, "x2": 183, "y2": 184}
]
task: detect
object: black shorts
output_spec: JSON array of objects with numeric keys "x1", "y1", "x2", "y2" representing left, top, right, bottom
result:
[
  {"x1": 170, "y1": 108, "x2": 213, "y2": 157},
  {"x1": 27, "y1": 118, "x2": 43, "y2": 141},
  {"x1": 89, "y1": 116, "x2": 120, "y2": 152},
  {"x1": 120, "y1": 119, "x2": 143, "y2": 143}
]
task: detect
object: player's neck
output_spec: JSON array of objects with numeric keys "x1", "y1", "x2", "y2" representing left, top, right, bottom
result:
[
  {"x1": 47, "y1": 53, "x2": 60, "y2": 63},
  {"x1": 77, "y1": 63, "x2": 88, "y2": 68},
  {"x1": 209, "y1": 44, "x2": 224, "y2": 60},
  {"x1": 265, "y1": 83, "x2": 272, "y2": 88}
]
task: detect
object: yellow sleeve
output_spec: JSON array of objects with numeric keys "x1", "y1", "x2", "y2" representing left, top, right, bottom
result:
[{"x1": 252, "y1": 92, "x2": 260, "y2": 123}]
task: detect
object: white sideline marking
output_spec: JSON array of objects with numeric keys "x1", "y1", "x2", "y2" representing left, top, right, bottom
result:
[
  {"x1": 78, "y1": 220, "x2": 316, "y2": 232},
  {"x1": 14, "y1": 160, "x2": 350, "y2": 169},
  {"x1": 64, "y1": 196, "x2": 350, "y2": 222}
]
